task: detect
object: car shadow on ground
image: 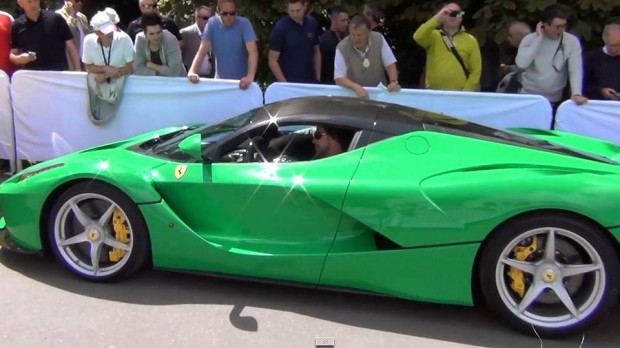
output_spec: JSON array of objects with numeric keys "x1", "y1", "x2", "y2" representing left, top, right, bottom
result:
[{"x1": 1, "y1": 250, "x2": 618, "y2": 348}]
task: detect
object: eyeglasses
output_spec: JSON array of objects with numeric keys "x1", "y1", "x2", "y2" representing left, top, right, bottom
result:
[
  {"x1": 313, "y1": 131, "x2": 327, "y2": 140},
  {"x1": 449, "y1": 11, "x2": 465, "y2": 18},
  {"x1": 220, "y1": 11, "x2": 236, "y2": 17},
  {"x1": 199, "y1": 16, "x2": 211, "y2": 20},
  {"x1": 141, "y1": 3, "x2": 157, "y2": 9}
]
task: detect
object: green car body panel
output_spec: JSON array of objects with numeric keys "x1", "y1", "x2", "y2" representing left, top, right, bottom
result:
[{"x1": 2, "y1": 97, "x2": 620, "y2": 309}]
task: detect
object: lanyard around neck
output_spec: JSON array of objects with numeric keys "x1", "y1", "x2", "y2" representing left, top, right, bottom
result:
[{"x1": 99, "y1": 38, "x2": 112, "y2": 66}]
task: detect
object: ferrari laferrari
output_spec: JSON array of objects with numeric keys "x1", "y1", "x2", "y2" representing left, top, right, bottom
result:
[{"x1": 1, "y1": 96, "x2": 619, "y2": 336}]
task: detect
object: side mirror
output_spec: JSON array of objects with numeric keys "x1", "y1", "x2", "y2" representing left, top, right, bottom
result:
[{"x1": 178, "y1": 134, "x2": 204, "y2": 162}]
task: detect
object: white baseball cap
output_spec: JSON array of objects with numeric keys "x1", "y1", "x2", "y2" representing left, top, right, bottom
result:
[
  {"x1": 90, "y1": 11, "x2": 116, "y2": 34},
  {"x1": 104, "y1": 7, "x2": 120, "y2": 24}
]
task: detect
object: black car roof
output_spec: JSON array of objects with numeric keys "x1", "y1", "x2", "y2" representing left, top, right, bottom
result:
[{"x1": 252, "y1": 96, "x2": 435, "y2": 134}]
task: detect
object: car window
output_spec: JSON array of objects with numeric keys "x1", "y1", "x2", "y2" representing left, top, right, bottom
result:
[{"x1": 218, "y1": 123, "x2": 359, "y2": 164}]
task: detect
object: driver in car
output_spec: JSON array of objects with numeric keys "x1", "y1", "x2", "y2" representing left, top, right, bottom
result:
[{"x1": 312, "y1": 124, "x2": 348, "y2": 159}]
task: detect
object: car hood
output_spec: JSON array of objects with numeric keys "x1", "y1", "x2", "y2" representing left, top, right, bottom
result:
[
  {"x1": 0, "y1": 126, "x2": 192, "y2": 204},
  {"x1": 15, "y1": 126, "x2": 185, "y2": 172}
]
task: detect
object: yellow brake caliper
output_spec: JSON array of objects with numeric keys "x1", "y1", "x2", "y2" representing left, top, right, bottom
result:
[
  {"x1": 508, "y1": 236, "x2": 538, "y2": 298},
  {"x1": 108, "y1": 209, "x2": 130, "y2": 262}
]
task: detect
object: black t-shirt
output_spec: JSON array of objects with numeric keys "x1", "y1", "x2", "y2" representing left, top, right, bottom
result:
[
  {"x1": 10, "y1": 10, "x2": 73, "y2": 71},
  {"x1": 318, "y1": 29, "x2": 347, "y2": 84},
  {"x1": 372, "y1": 25, "x2": 393, "y2": 49},
  {"x1": 150, "y1": 49, "x2": 163, "y2": 66},
  {"x1": 127, "y1": 15, "x2": 182, "y2": 42}
]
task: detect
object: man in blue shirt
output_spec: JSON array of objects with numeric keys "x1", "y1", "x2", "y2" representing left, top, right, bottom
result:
[
  {"x1": 187, "y1": 0, "x2": 258, "y2": 90},
  {"x1": 268, "y1": 0, "x2": 321, "y2": 83}
]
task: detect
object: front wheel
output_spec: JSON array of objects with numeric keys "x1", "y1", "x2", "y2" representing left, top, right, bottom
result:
[
  {"x1": 48, "y1": 181, "x2": 150, "y2": 281},
  {"x1": 480, "y1": 214, "x2": 620, "y2": 336}
]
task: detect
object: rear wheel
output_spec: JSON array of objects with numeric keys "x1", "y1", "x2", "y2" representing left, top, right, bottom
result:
[
  {"x1": 48, "y1": 182, "x2": 150, "y2": 281},
  {"x1": 480, "y1": 214, "x2": 620, "y2": 336}
]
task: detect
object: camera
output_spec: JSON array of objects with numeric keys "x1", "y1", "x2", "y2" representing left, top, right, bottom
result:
[{"x1": 449, "y1": 10, "x2": 465, "y2": 18}]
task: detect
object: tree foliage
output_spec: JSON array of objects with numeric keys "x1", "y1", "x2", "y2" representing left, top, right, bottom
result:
[
  {"x1": 2, "y1": 0, "x2": 618, "y2": 85},
  {"x1": 4, "y1": 0, "x2": 618, "y2": 46},
  {"x1": 154, "y1": 0, "x2": 619, "y2": 85},
  {"x1": 470, "y1": 0, "x2": 620, "y2": 45}
]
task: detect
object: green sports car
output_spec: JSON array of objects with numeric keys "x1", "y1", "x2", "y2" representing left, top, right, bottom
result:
[{"x1": 1, "y1": 96, "x2": 619, "y2": 337}]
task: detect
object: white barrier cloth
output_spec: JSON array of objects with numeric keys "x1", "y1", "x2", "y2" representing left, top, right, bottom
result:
[
  {"x1": 11, "y1": 71, "x2": 263, "y2": 161},
  {"x1": 265, "y1": 83, "x2": 553, "y2": 130},
  {"x1": 555, "y1": 100, "x2": 620, "y2": 145},
  {"x1": 0, "y1": 70, "x2": 13, "y2": 161}
]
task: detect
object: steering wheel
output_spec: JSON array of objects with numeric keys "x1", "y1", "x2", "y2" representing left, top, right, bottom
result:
[{"x1": 244, "y1": 136, "x2": 266, "y2": 162}]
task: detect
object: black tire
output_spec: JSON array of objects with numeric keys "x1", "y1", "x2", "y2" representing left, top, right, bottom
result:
[
  {"x1": 48, "y1": 181, "x2": 150, "y2": 281},
  {"x1": 479, "y1": 214, "x2": 620, "y2": 337}
]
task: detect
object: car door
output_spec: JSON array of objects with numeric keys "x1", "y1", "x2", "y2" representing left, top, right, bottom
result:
[{"x1": 153, "y1": 123, "x2": 364, "y2": 285}]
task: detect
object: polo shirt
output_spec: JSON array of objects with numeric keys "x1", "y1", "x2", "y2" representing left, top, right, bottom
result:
[
  {"x1": 269, "y1": 15, "x2": 319, "y2": 83},
  {"x1": 203, "y1": 15, "x2": 257, "y2": 79},
  {"x1": 10, "y1": 10, "x2": 73, "y2": 71},
  {"x1": 127, "y1": 15, "x2": 182, "y2": 42}
]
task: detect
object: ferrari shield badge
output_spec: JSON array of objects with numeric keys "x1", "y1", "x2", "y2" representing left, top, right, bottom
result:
[{"x1": 174, "y1": 165, "x2": 188, "y2": 180}]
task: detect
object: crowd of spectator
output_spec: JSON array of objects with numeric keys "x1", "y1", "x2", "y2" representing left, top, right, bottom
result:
[{"x1": 1, "y1": 0, "x2": 620, "y2": 110}]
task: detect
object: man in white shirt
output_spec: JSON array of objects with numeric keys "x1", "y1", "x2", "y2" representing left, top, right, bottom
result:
[
  {"x1": 180, "y1": 5, "x2": 213, "y2": 77},
  {"x1": 516, "y1": 4, "x2": 587, "y2": 113},
  {"x1": 334, "y1": 16, "x2": 399, "y2": 99},
  {"x1": 82, "y1": 11, "x2": 134, "y2": 84}
]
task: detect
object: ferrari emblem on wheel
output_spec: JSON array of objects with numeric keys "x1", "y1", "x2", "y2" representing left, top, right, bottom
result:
[
  {"x1": 543, "y1": 269, "x2": 556, "y2": 283},
  {"x1": 174, "y1": 165, "x2": 187, "y2": 180},
  {"x1": 87, "y1": 230, "x2": 99, "y2": 241}
]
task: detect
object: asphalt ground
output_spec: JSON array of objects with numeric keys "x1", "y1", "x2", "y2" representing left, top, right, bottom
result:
[{"x1": 0, "y1": 167, "x2": 618, "y2": 347}]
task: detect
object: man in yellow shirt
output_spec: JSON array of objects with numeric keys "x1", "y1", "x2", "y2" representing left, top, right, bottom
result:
[{"x1": 413, "y1": 1, "x2": 481, "y2": 91}]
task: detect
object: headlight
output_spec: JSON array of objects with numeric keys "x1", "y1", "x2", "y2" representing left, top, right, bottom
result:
[{"x1": 18, "y1": 163, "x2": 64, "y2": 182}]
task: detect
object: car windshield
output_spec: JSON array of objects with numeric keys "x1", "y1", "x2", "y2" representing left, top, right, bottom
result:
[{"x1": 140, "y1": 109, "x2": 258, "y2": 160}]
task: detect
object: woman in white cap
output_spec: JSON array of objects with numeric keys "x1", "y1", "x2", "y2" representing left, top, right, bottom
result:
[
  {"x1": 82, "y1": 11, "x2": 135, "y2": 123},
  {"x1": 104, "y1": 7, "x2": 120, "y2": 24},
  {"x1": 103, "y1": 7, "x2": 123, "y2": 32},
  {"x1": 82, "y1": 11, "x2": 134, "y2": 82}
]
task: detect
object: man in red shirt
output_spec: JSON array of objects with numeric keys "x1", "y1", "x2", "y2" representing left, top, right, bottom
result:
[{"x1": 0, "y1": 10, "x2": 15, "y2": 75}]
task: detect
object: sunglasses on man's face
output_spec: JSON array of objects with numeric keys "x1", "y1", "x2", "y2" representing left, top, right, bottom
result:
[
  {"x1": 220, "y1": 11, "x2": 236, "y2": 17},
  {"x1": 198, "y1": 16, "x2": 210, "y2": 20},
  {"x1": 313, "y1": 131, "x2": 327, "y2": 140},
  {"x1": 141, "y1": 3, "x2": 157, "y2": 9}
]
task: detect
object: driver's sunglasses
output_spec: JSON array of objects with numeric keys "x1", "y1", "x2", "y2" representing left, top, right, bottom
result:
[
  {"x1": 313, "y1": 131, "x2": 327, "y2": 140},
  {"x1": 220, "y1": 11, "x2": 236, "y2": 16}
]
